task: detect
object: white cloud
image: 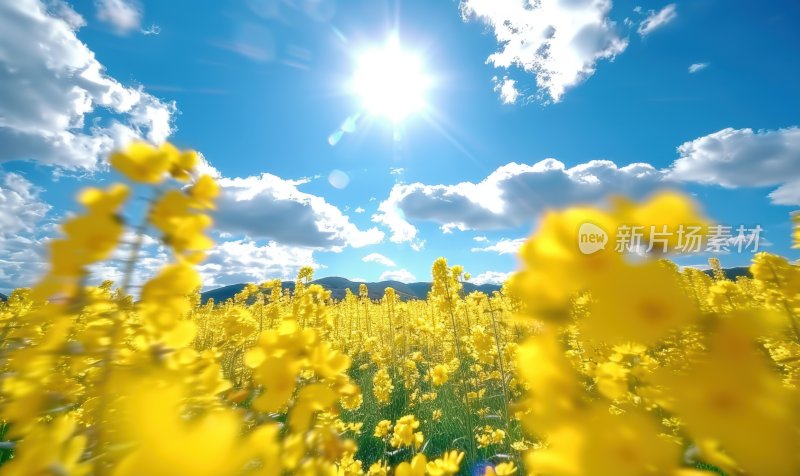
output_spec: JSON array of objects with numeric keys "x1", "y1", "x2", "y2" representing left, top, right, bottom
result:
[
  {"x1": 141, "y1": 24, "x2": 160, "y2": 36},
  {"x1": 379, "y1": 269, "x2": 416, "y2": 282},
  {"x1": 689, "y1": 62, "x2": 709, "y2": 74},
  {"x1": 215, "y1": 173, "x2": 384, "y2": 250},
  {"x1": 492, "y1": 76, "x2": 520, "y2": 104},
  {"x1": 471, "y1": 238, "x2": 526, "y2": 255},
  {"x1": 374, "y1": 125, "x2": 800, "y2": 242},
  {"x1": 0, "y1": 173, "x2": 51, "y2": 235},
  {"x1": 473, "y1": 236, "x2": 488, "y2": 242},
  {"x1": 461, "y1": 0, "x2": 628, "y2": 103},
  {"x1": 199, "y1": 239, "x2": 317, "y2": 289},
  {"x1": 390, "y1": 167, "x2": 405, "y2": 176},
  {"x1": 350, "y1": 277, "x2": 367, "y2": 283},
  {"x1": 470, "y1": 271, "x2": 510, "y2": 286},
  {"x1": 362, "y1": 253, "x2": 397, "y2": 267},
  {"x1": 95, "y1": 0, "x2": 142, "y2": 35},
  {"x1": 441, "y1": 223, "x2": 469, "y2": 234},
  {"x1": 638, "y1": 4, "x2": 677, "y2": 36},
  {"x1": 374, "y1": 158, "x2": 664, "y2": 242},
  {"x1": 0, "y1": 172, "x2": 176, "y2": 294},
  {"x1": 47, "y1": 0, "x2": 86, "y2": 28},
  {"x1": 355, "y1": 207, "x2": 366, "y2": 214},
  {"x1": 89, "y1": 241, "x2": 169, "y2": 292},
  {"x1": 768, "y1": 181, "x2": 800, "y2": 206},
  {"x1": 668, "y1": 127, "x2": 800, "y2": 205},
  {"x1": 0, "y1": 0, "x2": 175, "y2": 171},
  {"x1": 0, "y1": 173, "x2": 52, "y2": 292}
]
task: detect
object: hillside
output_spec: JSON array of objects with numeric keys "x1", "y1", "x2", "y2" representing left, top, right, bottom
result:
[
  {"x1": 700, "y1": 266, "x2": 751, "y2": 280},
  {"x1": 201, "y1": 277, "x2": 502, "y2": 304},
  {"x1": 0, "y1": 293, "x2": 6, "y2": 301}
]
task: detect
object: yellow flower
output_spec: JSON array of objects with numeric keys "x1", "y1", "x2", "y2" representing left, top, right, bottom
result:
[
  {"x1": 581, "y1": 260, "x2": 695, "y2": 345},
  {"x1": 372, "y1": 367, "x2": 393, "y2": 404},
  {"x1": 288, "y1": 383, "x2": 339, "y2": 433},
  {"x1": 426, "y1": 451, "x2": 464, "y2": 476},
  {"x1": 140, "y1": 262, "x2": 201, "y2": 305},
  {"x1": 390, "y1": 415, "x2": 423, "y2": 449},
  {"x1": 613, "y1": 190, "x2": 708, "y2": 252},
  {"x1": 150, "y1": 190, "x2": 192, "y2": 231},
  {"x1": 395, "y1": 454, "x2": 427, "y2": 476},
  {"x1": 149, "y1": 190, "x2": 214, "y2": 255},
  {"x1": 110, "y1": 141, "x2": 175, "y2": 184},
  {"x1": 1, "y1": 417, "x2": 89, "y2": 476},
  {"x1": 594, "y1": 361, "x2": 629, "y2": 400},
  {"x1": 367, "y1": 460, "x2": 388, "y2": 476},
  {"x1": 528, "y1": 405, "x2": 680, "y2": 476},
  {"x1": 169, "y1": 146, "x2": 199, "y2": 181},
  {"x1": 509, "y1": 207, "x2": 623, "y2": 319},
  {"x1": 484, "y1": 462, "x2": 517, "y2": 476},
  {"x1": 656, "y1": 319, "x2": 800, "y2": 475},
  {"x1": 78, "y1": 183, "x2": 129, "y2": 215},
  {"x1": 109, "y1": 377, "x2": 280, "y2": 476},
  {"x1": 374, "y1": 420, "x2": 392, "y2": 438},
  {"x1": 516, "y1": 331, "x2": 580, "y2": 433},
  {"x1": 430, "y1": 364, "x2": 449, "y2": 385},
  {"x1": 189, "y1": 174, "x2": 219, "y2": 209},
  {"x1": 310, "y1": 342, "x2": 351, "y2": 379}
]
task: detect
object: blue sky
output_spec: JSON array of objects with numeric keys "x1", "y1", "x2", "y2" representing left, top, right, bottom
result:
[{"x1": 0, "y1": 0, "x2": 799, "y2": 292}]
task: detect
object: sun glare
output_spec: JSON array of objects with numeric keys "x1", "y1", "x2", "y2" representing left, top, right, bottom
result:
[{"x1": 352, "y1": 39, "x2": 430, "y2": 121}]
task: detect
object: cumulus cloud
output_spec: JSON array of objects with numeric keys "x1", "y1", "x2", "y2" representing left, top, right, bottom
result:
[
  {"x1": 0, "y1": 173, "x2": 51, "y2": 235},
  {"x1": 689, "y1": 62, "x2": 709, "y2": 74},
  {"x1": 89, "y1": 238, "x2": 169, "y2": 292},
  {"x1": 373, "y1": 125, "x2": 800, "y2": 244},
  {"x1": 362, "y1": 253, "x2": 396, "y2": 267},
  {"x1": 471, "y1": 238, "x2": 526, "y2": 255},
  {"x1": 95, "y1": 0, "x2": 142, "y2": 34},
  {"x1": 214, "y1": 173, "x2": 384, "y2": 250},
  {"x1": 473, "y1": 236, "x2": 488, "y2": 242},
  {"x1": 461, "y1": 0, "x2": 628, "y2": 103},
  {"x1": 47, "y1": 0, "x2": 86, "y2": 28},
  {"x1": 0, "y1": 171, "x2": 176, "y2": 293},
  {"x1": 355, "y1": 207, "x2": 366, "y2": 214},
  {"x1": 379, "y1": 269, "x2": 416, "y2": 283},
  {"x1": 0, "y1": 173, "x2": 52, "y2": 292},
  {"x1": 88, "y1": 236, "x2": 314, "y2": 293},
  {"x1": 0, "y1": 0, "x2": 175, "y2": 171},
  {"x1": 638, "y1": 4, "x2": 677, "y2": 36},
  {"x1": 198, "y1": 239, "x2": 317, "y2": 289},
  {"x1": 374, "y1": 158, "x2": 664, "y2": 242},
  {"x1": 470, "y1": 271, "x2": 511, "y2": 286},
  {"x1": 492, "y1": 76, "x2": 520, "y2": 104},
  {"x1": 668, "y1": 127, "x2": 800, "y2": 205}
]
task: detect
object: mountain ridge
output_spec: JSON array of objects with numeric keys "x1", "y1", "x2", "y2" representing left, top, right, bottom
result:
[{"x1": 201, "y1": 277, "x2": 503, "y2": 304}]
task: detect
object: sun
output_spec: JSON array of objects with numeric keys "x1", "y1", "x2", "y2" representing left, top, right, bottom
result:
[{"x1": 351, "y1": 38, "x2": 431, "y2": 122}]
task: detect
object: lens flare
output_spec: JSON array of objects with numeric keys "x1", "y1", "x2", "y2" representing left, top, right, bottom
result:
[{"x1": 328, "y1": 169, "x2": 350, "y2": 189}]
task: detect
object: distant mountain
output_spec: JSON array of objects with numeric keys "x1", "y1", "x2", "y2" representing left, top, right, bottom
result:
[
  {"x1": 700, "y1": 266, "x2": 751, "y2": 280},
  {"x1": 201, "y1": 277, "x2": 502, "y2": 304},
  {"x1": 0, "y1": 293, "x2": 6, "y2": 301}
]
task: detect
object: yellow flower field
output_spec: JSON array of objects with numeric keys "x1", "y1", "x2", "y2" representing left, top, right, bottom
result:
[{"x1": 1, "y1": 142, "x2": 799, "y2": 475}]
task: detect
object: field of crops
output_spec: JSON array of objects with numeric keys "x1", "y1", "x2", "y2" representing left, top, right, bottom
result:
[{"x1": 1, "y1": 143, "x2": 799, "y2": 475}]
